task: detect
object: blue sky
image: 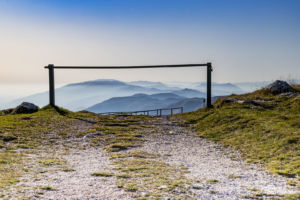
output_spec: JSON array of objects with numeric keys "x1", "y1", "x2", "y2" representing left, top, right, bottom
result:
[{"x1": 0, "y1": 0, "x2": 300, "y2": 87}]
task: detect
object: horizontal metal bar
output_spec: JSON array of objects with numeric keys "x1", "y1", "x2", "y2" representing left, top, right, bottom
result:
[{"x1": 44, "y1": 64, "x2": 209, "y2": 69}]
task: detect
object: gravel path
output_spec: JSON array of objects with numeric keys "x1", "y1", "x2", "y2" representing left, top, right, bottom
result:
[
  {"x1": 10, "y1": 141, "x2": 135, "y2": 200},
  {"x1": 33, "y1": 144, "x2": 134, "y2": 200},
  {"x1": 3, "y1": 117, "x2": 298, "y2": 199},
  {"x1": 137, "y1": 118, "x2": 298, "y2": 199}
]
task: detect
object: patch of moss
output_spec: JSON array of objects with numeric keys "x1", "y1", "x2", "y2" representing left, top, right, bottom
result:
[
  {"x1": 38, "y1": 159, "x2": 64, "y2": 166},
  {"x1": 228, "y1": 174, "x2": 242, "y2": 179},
  {"x1": 40, "y1": 186, "x2": 55, "y2": 191},
  {"x1": 207, "y1": 179, "x2": 219, "y2": 184},
  {"x1": 91, "y1": 172, "x2": 114, "y2": 177},
  {"x1": 285, "y1": 193, "x2": 300, "y2": 200},
  {"x1": 125, "y1": 184, "x2": 138, "y2": 192},
  {"x1": 110, "y1": 150, "x2": 160, "y2": 159}
]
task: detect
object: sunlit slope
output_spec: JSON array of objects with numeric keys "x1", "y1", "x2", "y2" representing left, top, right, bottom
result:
[{"x1": 180, "y1": 85, "x2": 300, "y2": 179}]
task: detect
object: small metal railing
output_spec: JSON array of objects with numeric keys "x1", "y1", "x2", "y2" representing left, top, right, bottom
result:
[{"x1": 98, "y1": 107, "x2": 183, "y2": 116}]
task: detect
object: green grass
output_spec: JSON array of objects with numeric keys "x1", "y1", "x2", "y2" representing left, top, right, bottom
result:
[
  {"x1": 0, "y1": 105, "x2": 98, "y2": 190},
  {"x1": 38, "y1": 159, "x2": 64, "y2": 166},
  {"x1": 125, "y1": 184, "x2": 138, "y2": 192},
  {"x1": 179, "y1": 86, "x2": 300, "y2": 182},
  {"x1": 110, "y1": 150, "x2": 160, "y2": 159},
  {"x1": 207, "y1": 179, "x2": 219, "y2": 184},
  {"x1": 91, "y1": 172, "x2": 114, "y2": 177},
  {"x1": 285, "y1": 193, "x2": 300, "y2": 200},
  {"x1": 40, "y1": 186, "x2": 55, "y2": 191},
  {"x1": 2, "y1": 86, "x2": 299, "y2": 197},
  {"x1": 228, "y1": 174, "x2": 242, "y2": 179}
]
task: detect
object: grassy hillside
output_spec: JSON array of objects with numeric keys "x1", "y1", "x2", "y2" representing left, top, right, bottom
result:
[
  {"x1": 179, "y1": 85, "x2": 300, "y2": 183},
  {"x1": 1, "y1": 85, "x2": 299, "y2": 199}
]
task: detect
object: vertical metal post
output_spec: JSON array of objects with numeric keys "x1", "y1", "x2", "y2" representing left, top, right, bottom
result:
[
  {"x1": 48, "y1": 64, "x2": 55, "y2": 106},
  {"x1": 181, "y1": 107, "x2": 183, "y2": 113},
  {"x1": 171, "y1": 108, "x2": 173, "y2": 115},
  {"x1": 206, "y1": 63, "x2": 212, "y2": 108}
]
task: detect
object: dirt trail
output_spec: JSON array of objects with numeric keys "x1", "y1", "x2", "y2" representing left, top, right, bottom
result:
[
  {"x1": 3, "y1": 140, "x2": 134, "y2": 200},
  {"x1": 2, "y1": 117, "x2": 297, "y2": 199},
  {"x1": 137, "y1": 118, "x2": 297, "y2": 199}
]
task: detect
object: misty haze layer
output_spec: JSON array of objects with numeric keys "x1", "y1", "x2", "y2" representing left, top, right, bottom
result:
[{"x1": 1, "y1": 79, "x2": 266, "y2": 112}]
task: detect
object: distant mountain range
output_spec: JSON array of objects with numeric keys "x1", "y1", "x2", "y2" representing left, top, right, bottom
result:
[
  {"x1": 87, "y1": 93, "x2": 189, "y2": 113},
  {"x1": 3, "y1": 79, "x2": 208, "y2": 111},
  {"x1": 86, "y1": 92, "x2": 224, "y2": 114},
  {"x1": 129, "y1": 81, "x2": 180, "y2": 91},
  {"x1": 2, "y1": 79, "x2": 264, "y2": 112},
  {"x1": 166, "y1": 98, "x2": 205, "y2": 113}
]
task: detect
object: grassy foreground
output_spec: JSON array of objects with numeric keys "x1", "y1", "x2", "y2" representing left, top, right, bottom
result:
[
  {"x1": 179, "y1": 85, "x2": 300, "y2": 184},
  {"x1": 0, "y1": 105, "x2": 98, "y2": 190},
  {"x1": 0, "y1": 106, "x2": 193, "y2": 199},
  {"x1": 0, "y1": 85, "x2": 299, "y2": 199}
]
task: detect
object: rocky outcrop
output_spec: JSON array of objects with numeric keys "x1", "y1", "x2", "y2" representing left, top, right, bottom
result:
[
  {"x1": 223, "y1": 98, "x2": 260, "y2": 105},
  {"x1": 265, "y1": 80, "x2": 294, "y2": 94},
  {"x1": 280, "y1": 92, "x2": 298, "y2": 98},
  {"x1": 12, "y1": 102, "x2": 39, "y2": 114}
]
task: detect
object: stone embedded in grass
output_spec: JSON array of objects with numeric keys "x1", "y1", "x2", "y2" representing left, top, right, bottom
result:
[
  {"x1": 192, "y1": 183, "x2": 210, "y2": 190},
  {"x1": 12, "y1": 102, "x2": 39, "y2": 114},
  {"x1": 158, "y1": 185, "x2": 167, "y2": 190},
  {"x1": 0, "y1": 134, "x2": 17, "y2": 142},
  {"x1": 265, "y1": 80, "x2": 295, "y2": 94}
]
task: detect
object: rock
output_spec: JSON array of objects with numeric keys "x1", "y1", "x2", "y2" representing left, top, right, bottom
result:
[
  {"x1": 237, "y1": 100, "x2": 260, "y2": 106},
  {"x1": 12, "y1": 102, "x2": 39, "y2": 114},
  {"x1": 224, "y1": 98, "x2": 238, "y2": 103},
  {"x1": 0, "y1": 134, "x2": 17, "y2": 142},
  {"x1": 224, "y1": 98, "x2": 259, "y2": 106},
  {"x1": 265, "y1": 80, "x2": 294, "y2": 94},
  {"x1": 158, "y1": 185, "x2": 168, "y2": 189},
  {"x1": 192, "y1": 183, "x2": 210, "y2": 190},
  {"x1": 280, "y1": 92, "x2": 298, "y2": 98},
  {"x1": 83, "y1": 133, "x2": 103, "y2": 140}
]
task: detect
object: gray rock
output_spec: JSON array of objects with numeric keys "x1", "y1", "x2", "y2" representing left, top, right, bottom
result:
[
  {"x1": 12, "y1": 102, "x2": 39, "y2": 114},
  {"x1": 280, "y1": 92, "x2": 298, "y2": 97},
  {"x1": 237, "y1": 100, "x2": 260, "y2": 106},
  {"x1": 224, "y1": 98, "x2": 259, "y2": 106},
  {"x1": 192, "y1": 183, "x2": 210, "y2": 190},
  {"x1": 82, "y1": 133, "x2": 103, "y2": 140},
  {"x1": 265, "y1": 80, "x2": 294, "y2": 94},
  {"x1": 224, "y1": 98, "x2": 238, "y2": 103}
]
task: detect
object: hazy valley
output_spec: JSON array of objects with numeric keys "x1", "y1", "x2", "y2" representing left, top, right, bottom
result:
[{"x1": 1, "y1": 79, "x2": 271, "y2": 113}]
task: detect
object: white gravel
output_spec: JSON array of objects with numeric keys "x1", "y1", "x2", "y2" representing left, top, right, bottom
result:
[
  {"x1": 137, "y1": 118, "x2": 298, "y2": 199},
  {"x1": 20, "y1": 144, "x2": 134, "y2": 200},
  {"x1": 36, "y1": 146, "x2": 133, "y2": 200}
]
